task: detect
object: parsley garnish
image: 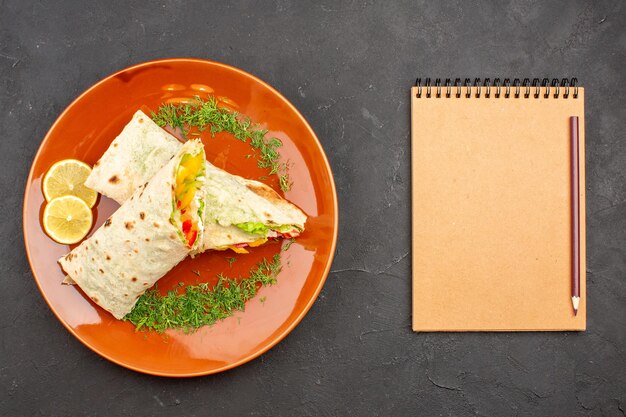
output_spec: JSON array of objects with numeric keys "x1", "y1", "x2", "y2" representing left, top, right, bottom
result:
[
  {"x1": 151, "y1": 96, "x2": 291, "y2": 191},
  {"x1": 124, "y1": 255, "x2": 282, "y2": 333}
]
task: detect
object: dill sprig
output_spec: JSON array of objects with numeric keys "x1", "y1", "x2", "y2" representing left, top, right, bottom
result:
[
  {"x1": 282, "y1": 238, "x2": 296, "y2": 251},
  {"x1": 124, "y1": 254, "x2": 282, "y2": 333},
  {"x1": 152, "y1": 96, "x2": 291, "y2": 192}
]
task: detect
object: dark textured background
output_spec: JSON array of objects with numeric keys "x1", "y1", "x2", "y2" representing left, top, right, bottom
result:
[{"x1": 2, "y1": 1, "x2": 625, "y2": 416}]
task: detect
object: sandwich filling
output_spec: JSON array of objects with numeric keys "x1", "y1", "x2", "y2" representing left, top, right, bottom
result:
[
  {"x1": 172, "y1": 152, "x2": 205, "y2": 248},
  {"x1": 221, "y1": 223, "x2": 301, "y2": 254}
]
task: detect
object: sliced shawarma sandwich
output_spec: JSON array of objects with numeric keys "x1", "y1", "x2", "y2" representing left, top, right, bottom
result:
[
  {"x1": 84, "y1": 110, "x2": 306, "y2": 254},
  {"x1": 59, "y1": 140, "x2": 206, "y2": 319},
  {"x1": 85, "y1": 110, "x2": 183, "y2": 204},
  {"x1": 196, "y1": 161, "x2": 305, "y2": 254}
]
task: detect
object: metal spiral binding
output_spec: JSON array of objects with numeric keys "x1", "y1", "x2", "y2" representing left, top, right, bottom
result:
[{"x1": 415, "y1": 78, "x2": 578, "y2": 99}]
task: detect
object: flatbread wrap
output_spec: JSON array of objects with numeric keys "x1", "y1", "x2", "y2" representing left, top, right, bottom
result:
[
  {"x1": 84, "y1": 110, "x2": 307, "y2": 254},
  {"x1": 198, "y1": 162, "x2": 306, "y2": 254},
  {"x1": 85, "y1": 110, "x2": 182, "y2": 204},
  {"x1": 59, "y1": 139, "x2": 206, "y2": 319}
]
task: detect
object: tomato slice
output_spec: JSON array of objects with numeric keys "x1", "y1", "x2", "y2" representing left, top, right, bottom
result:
[
  {"x1": 186, "y1": 229, "x2": 197, "y2": 247},
  {"x1": 182, "y1": 219, "x2": 192, "y2": 234}
]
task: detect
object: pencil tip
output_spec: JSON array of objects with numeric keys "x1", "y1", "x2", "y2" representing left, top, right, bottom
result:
[{"x1": 571, "y1": 296, "x2": 580, "y2": 314}]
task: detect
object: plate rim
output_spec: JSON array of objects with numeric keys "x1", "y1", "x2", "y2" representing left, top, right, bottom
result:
[{"x1": 22, "y1": 58, "x2": 338, "y2": 377}]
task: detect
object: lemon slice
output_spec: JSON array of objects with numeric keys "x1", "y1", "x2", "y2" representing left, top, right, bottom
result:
[
  {"x1": 43, "y1": 159, "x2": 98, "y2": 207},
  {"x1": 43, "y1": 195, "x2": 93, "y2": 244}
]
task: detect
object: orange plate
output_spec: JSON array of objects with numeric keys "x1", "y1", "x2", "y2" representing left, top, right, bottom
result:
[{"x1": 22, "y1": 59, "x2": 338, "y2": 377}]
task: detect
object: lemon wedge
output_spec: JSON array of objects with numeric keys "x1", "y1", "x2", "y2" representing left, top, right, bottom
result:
[
  {"x1": 43, "y1": 159, "x2": 98, "y2": 207},
  {"x1": 43, "y1": 195, "x2": 93, "y2": 244}
]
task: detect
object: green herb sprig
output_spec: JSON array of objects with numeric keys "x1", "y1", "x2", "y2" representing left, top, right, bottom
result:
[
  {"x1": 152, "y1": 96, "x2": 291, "y2": 191},
  {"x1": 124, "y1": 254, "x2": 282, "y2": 333}
]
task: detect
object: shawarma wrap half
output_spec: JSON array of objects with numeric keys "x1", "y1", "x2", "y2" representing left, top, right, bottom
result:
[
  {"x1": 85, "y1": 110, "x2": 182, "y2": 204},
  {"x1": 84, "y1": 110, "x2": 307, "y2": 254},
  {"x1": 59, "y1": 140, "x2": 206, "y2": 319},
  {"x1": 197, "y1": 161, "x2": 306, "y2": 254}
]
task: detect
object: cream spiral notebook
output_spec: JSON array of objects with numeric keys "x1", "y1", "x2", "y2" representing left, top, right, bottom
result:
[{"x1": 411, "y1": 78, "x2": 586, "y2": 331}]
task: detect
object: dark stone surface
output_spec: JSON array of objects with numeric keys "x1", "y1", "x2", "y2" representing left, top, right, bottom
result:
[{"x1": 1, "y1": 0, "x2": 625, "y2": 416}]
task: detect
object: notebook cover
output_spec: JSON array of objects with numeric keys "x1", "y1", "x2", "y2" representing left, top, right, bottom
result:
[{"x1": 411, "y1": 86, "x2": 586, "y2": 331}]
